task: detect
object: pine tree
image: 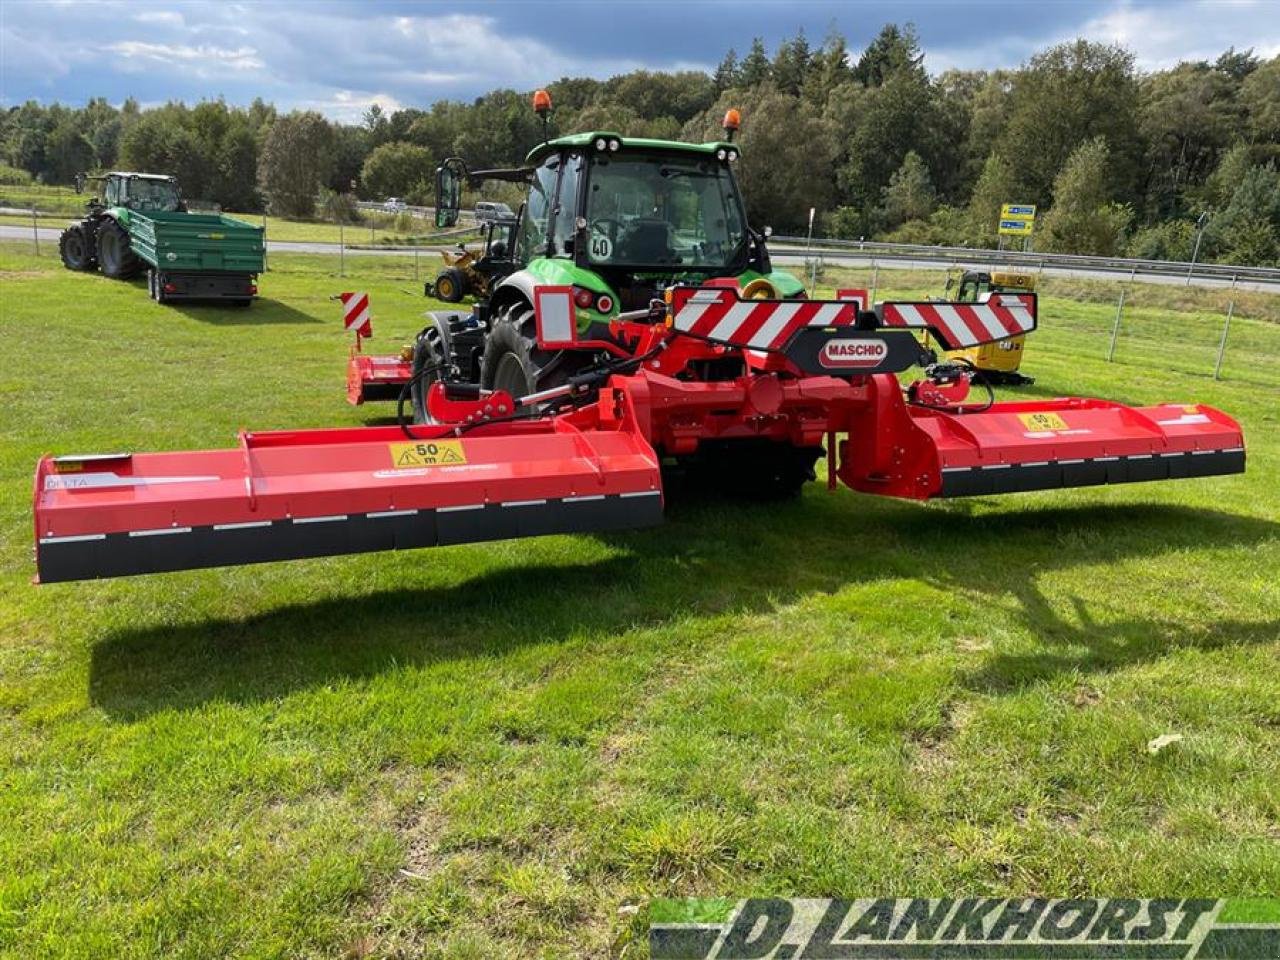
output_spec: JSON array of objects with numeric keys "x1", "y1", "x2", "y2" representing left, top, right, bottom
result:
[
  {"x1": 772, "y1": 31, "x2": 812, "y2": 96},
  {"x1": 740, "y1": 38, "x2": 772, "y2": 88},
  {"x1": 714, "y1": 49, "x2": 741, "y2": 94}
]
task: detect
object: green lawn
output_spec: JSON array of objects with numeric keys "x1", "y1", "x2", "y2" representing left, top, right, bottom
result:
[{"x1": 1, "y1": 244, "x2": 1277, "y2": 958}]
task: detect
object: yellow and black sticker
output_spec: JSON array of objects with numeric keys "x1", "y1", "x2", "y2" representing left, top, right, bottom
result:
[
  {"x1": 1018, "y1": 412, "x2": 1069, "y2": 432},
  {"x1": 388, "y1": 440, "x2": 467, "y2": 468}
]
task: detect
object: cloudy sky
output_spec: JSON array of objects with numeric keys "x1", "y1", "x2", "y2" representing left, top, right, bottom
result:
[{"x1": 2, "y1": 1, "x2": 1277, "y2": 121}]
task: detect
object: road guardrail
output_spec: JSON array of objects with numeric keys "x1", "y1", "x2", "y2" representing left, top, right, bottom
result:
[{"x1": 771, "y1": 235, "x2": 1280, "y2": 287}]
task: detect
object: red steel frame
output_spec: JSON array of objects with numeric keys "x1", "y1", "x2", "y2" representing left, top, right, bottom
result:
[{"x1": 33, "y1": 286, "x2": 1246, "y2": 583}]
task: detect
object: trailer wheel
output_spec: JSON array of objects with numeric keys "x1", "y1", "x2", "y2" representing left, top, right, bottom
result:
[
  {"x1": 96, "y1": 219, "x2": 141, "y2": 279},
  {"x1": 434, "y1": 267, "x2": 466, "y2": 303},
  {"x1": 59, "y1": 226, "x2": 95, "y2": 271}
]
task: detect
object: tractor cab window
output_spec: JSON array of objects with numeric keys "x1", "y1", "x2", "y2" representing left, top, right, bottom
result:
[
  {"x1": 125, "y1": 178, "x2": 181, "y2": 212},
  {"x1": 551, "y1": 152, "x2": 583, "y2": 258},
  {"x1": 517, "y1": 158, "x2": 558, "y2": 262},
  {"x1": 585, "y1": 153, "x2": 746, "y2": 269}
]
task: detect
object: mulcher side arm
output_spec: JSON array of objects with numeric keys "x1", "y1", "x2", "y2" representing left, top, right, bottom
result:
[{"x1": 32, "y1": 287, "x2": 1245, "y2": 583}]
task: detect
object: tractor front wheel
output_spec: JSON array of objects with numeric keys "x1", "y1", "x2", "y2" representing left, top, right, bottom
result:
[
  {"x1": 481, "y1": 313, "x2": 538, "y2": 398},
  {"x1": 434, "y1": 267, "x2": 466, "y2": 303},
  {"x1": 410, "y1": 323, "x2": 448, "y2": 424},
  {"x1": 97, "y1": 219, "x2": 141, "y2": 279},
  {"x1": 59, "y1": 226, "x2": 95, "y2": 271}
]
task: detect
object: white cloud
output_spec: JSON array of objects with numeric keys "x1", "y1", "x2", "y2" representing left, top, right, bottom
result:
[
  {"x1": 1075, "y1": 1, "x2": 1280, "y2": 69},
  {"x1": 104, "y1": 41, "x2": 263, "y2": 73},
  {"x1": 926, "y1": 0, "x2": 1280, "y2": 74},
  {"x1": 294, "y1": 90, "x2": 407, "y2": 124},
  {"x1": 132, "y1": 10, "x2": 184, "y2": 27}
]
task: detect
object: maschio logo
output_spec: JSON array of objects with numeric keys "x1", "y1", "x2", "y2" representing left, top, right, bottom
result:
[
  {"x1": 650, "y1": 898, "x2": 1280, "y2": 959},
  {"x1": 819, "y1": 339, "x2": 888, "y2": 369}
]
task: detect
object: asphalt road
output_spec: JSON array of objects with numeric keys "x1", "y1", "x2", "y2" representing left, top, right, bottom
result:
[{"x1": 4, "y1": 224, "x2": 1276, "y2": 292}]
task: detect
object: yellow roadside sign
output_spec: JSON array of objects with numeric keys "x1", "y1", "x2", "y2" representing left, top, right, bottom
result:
[{"x1": 999, "y1": 203, "x2": 1036, "y2": 237}]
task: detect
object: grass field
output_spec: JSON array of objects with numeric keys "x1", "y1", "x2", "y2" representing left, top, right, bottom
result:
[{"x1": 1, "y1": 243, "x2": 1277, "y2": 958}]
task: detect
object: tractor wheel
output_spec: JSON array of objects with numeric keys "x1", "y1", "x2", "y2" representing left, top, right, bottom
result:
[
  {"x1": 96, "y1": 219, "x2": 141, "y2": 279},
  {"x1": 409, "y1": 323, "x2": 448, "y2": 425},
  {"x1": 481, "y1": 311, "x2": 538, "y2": 398},
  {"x1": 59, "y1": 226, "x2": 95, "y2": 271},
  {"x1": 434, "y1": 267, "x2": 466, "y2": 303}
]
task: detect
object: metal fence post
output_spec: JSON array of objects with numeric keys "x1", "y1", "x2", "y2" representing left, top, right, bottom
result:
[
  {"x1": 32, "y1": 207, "x2": 39, "y2": 256},
  {"x1": 339, "y1": 220, "x2": 345, "y2": 277},
  {"x1": 1107, "y1": 288, "x2": 1126, "y2": 362},
  {"x1": 414, "y1": 245, "x2": 419, "y2": 281},
  {"x1": 869, "y1": 262, "x2": 879, "y2": 304},
  {"x1": 1214, "y1": 301, "x2": 1234, "y2": 380}
]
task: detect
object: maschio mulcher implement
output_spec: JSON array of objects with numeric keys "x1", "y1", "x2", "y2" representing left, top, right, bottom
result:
[{"x1": 31, "y1": 95, "x2": 1246, "y2": 584}]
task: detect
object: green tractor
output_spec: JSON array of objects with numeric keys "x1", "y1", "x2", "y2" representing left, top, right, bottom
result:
[
  {"x1": 409, "y1": 95, "x2": 801, "y2": 421},
  {"x1": 59, "y1": 172, "x2": 264, "y2": 305},
  {"x1": 59, "y1": 172, "x2": 183, "y2": 277}
]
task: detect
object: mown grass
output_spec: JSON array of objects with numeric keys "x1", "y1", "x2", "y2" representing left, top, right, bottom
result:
[{"x1": 1, "y1": 244, "x2": 1277, "y2": 958}]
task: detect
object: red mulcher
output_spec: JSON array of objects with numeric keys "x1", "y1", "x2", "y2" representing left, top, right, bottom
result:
[{"x1": 32, "y1": 284, "x2": 1244, "y2": 583}]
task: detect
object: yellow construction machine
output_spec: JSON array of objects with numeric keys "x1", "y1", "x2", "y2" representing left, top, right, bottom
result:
[{"x1": 941, "y1": 268, "x2": 1035, "y2": 385}]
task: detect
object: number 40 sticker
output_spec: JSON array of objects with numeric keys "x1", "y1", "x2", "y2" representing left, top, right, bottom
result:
[{"x1": 1017, "y1": 412, "x2": 1069, "y2": 432}]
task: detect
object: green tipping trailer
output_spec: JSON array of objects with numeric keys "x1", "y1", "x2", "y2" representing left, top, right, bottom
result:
[{"x1": 58, "y1": 172, "x2": 264, "y2": 306}]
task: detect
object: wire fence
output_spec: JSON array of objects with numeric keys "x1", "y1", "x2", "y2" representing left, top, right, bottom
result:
[
  {"x1": 5, "y1": 201, "x2": 1275, "y2": 386},
  {"x1": 813, "y1": 260, "x2": 1280, "y2": 389}
]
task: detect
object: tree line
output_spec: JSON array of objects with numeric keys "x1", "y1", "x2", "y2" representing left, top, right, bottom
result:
[{"x1": 3, "y1": 24, "x2": 1278, "y2": 265}]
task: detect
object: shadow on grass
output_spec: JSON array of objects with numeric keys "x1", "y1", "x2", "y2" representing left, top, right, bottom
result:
[
  {"x1": 87, "y1": 496, "x2": 1279, "y2": 720},
  {"x1": 165, "y1": 297, "x2": 319, "y2": 325}
]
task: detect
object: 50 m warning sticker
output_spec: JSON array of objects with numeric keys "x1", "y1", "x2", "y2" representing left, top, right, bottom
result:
[
  {"x1": 1018, "y1": 412, "x2": 1069, "y2": 432},
  {"x1": 388, "y1": 441, "x2": 467, "y2": 468}
]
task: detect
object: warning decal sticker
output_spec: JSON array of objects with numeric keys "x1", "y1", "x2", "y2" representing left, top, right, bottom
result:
[
  {"x1": 1017, "y1": 412, "x2": 1069, "y2": 432},
  {"x1": 388, "y1": 441, "x2": 468, "y2": 468}
]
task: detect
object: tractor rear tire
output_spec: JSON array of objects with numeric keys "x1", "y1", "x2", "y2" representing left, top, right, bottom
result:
[
  {"x1": 59, "y1": 226, "x2": 95, "y2": 271},
  {"x1": 96, "y1": 219, "x2": 141, "y2": 279},
  {"x1": 434, "y1": 267, "x2": 466, "y2": 303}
]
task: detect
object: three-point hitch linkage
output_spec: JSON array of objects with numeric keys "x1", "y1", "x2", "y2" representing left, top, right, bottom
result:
[{"x1": 32, "y1": 284, "x2": 1244, "y2": 583}]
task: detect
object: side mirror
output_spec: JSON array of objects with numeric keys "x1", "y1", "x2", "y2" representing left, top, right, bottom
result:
[
  {"x1": 74, "y1": 173, "x2": 85, "y2": 195},
  {"x1": 435, "y1": 159, "x2": 464, "y2": 229}
]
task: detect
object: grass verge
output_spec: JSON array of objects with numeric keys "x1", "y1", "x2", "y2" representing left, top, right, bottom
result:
[{"x1": 1, "y1": 243, "x2": 1277, "y2": 957}]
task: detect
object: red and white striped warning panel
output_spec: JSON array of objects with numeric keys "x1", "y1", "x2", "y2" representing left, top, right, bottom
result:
[
  {"x1": 339, "y1": 291, "x2": 372, "y2": 337},
  {"x1": 669, "y1": 287, "x2": 859, "y2": 351},
  {"x1": 878, "y1": 293, "x2": 1036, "y2": 351}
]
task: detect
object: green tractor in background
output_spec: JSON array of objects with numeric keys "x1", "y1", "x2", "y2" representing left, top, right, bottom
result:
[
  {"x1": 58, "y1": 172, "x2": 264, "y2": 305},
  {"x1": 59, "y1": 172, "x2": 184, "y2": 278},
  {"x1": 411, "y1": 97, "x2": 801, "y2": 419}
]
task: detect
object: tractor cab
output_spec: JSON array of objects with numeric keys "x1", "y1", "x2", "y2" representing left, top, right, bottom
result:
[
  {"x1": 77, "y1": 172, "x2": 184, "y2": 214},
  {"x1": 434, "y1": 106, "x2": 784, "y2": 320},
  {"x1": 406, "y1": 93, "x2": 799, "y2": 420}
]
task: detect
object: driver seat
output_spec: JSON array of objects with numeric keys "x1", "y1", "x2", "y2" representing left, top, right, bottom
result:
[{"x1": 619, "y1": 219, "x2": 672, "y2": 262}]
